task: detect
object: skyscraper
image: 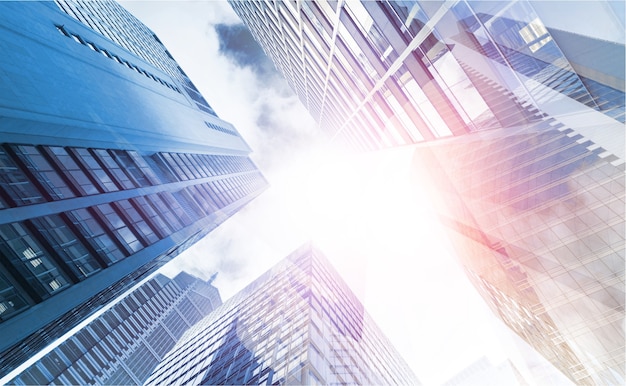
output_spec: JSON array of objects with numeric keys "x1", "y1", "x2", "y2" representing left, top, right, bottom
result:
[
  {"x1": 229, "y1": 1, "x2": 624, "y2": 384},
  {"x1": 0, "y1": 0, "x2": 266, "y2": 376},
  {"x1": 145, "y1": 244, "x2": 420, "y2": 385},
  {"x1": 229, "y1": 0, "x2": 623, "y2": 152},
  {"x1": 8, "y1": 272, "x2": 222, "y2": 385}
]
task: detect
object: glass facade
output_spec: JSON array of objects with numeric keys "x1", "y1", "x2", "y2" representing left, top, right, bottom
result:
[
  {"x1": 9, "y1": 272, "x2": 221, "y2": 385},
  {"x1": 231, "y1": 1, "x2": 624, "y2": 384},
  {"x1": 229, "y1": 0, "x2": 623, "y2": 151},
  {"x1": 0, "y1": 0, "x2": 267, "y2": 377},
  {"x1": 145, "y1": 245, "x2": 420, "y2": 385},
  {"x1": 412, "y1": 122, "x2": 624, "y2": 385}
]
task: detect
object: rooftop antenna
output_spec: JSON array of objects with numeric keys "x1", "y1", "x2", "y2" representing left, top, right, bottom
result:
[{"x1": 207, "y1": 271, "x2": 218, "y2": 284}]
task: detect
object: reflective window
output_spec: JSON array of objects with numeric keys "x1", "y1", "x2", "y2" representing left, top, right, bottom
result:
[
  {"x1": 111, "y1": 150, "x2": 154, "y2": 186},
  {"x1": 95, "y1": 204, "x2": 143, "y2": 253},
  {"x1": 12, "y1": 145, "x2": 76, "y2": 200},
  {"x1": 0, "y1": 147, "x2": 45, "y2": 206},
  {"x1": 171, "y1": 190, "x2": 203, "y2": 221},
  {"x1": 92, "y1": 149, "x2": 136, "y2": 189},
  {"x1": 145, "y1": 194, "x2": 184, "y2": 231},
  {"x1": 337, "y1": 23, "x2": 379, "y2": 82},
  {"x1": 131, "y1": 196, "x2": 172, "y2": 237},
  {"x1": 0, "y1": 270, "x2": 30, "y2": 320},
  {"x1": 46, "y1": 146, "x2": 99, "y2": 195},
  {"x1": 156, "y1": 192, "x2": 192, "y2": 227},
  {"x1": 71, "y1": 148, "x2": 119, "y2": 192},
  {"x1": 187, "y1": 185, "x2": 217, "y2": 215},
  {"x1": 67, "y1": 208, "x2": 126, "y2": 265},
  {"x1": 31, "y1": 215, "x2": 101, "y2": 279},
  {"x1": 0, "y1": 222, "x2": 70, "y2": 297},
  {"x1": 114, "y1": 200, "x2": 159, "y2": 245},
  {"x1": 161, "y1": 153, "x2": 187, "y2": 181}
]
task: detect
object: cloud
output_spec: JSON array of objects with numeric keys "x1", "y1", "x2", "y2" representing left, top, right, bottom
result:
[
  {"x1": 208, "y1": 22, "x2": 321, "y2": 172},
  {"x1": 214, "y1": 24, "x2": 273, "y2": 74}
]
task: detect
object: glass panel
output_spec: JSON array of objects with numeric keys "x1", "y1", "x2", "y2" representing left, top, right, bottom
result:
[
  {"x1": 0, "y1": 147, "x2": 45, "y2": 205},
  {"x1": 0, "y1": 270, "x2": 30, "y2": 320},
  {"x1": 114, "y1": 200, "x2": 159, "y2": 245},
  {"x1": 146, "y1": 194, "x2": 183, "y2": 232},
  {"x1": 0, "y1": 223, "x2": 70, "y2": 297},
  {"x1": 92, "y1": 149, "x2": 136, "y2": 189},
  {"x1": 95, "y1": 204, "x2": 143, "y2": 253},
  {"x1": 12, "y1": 145, "x2": 75, "y2": 200},
  {"x1": 467, "y1": 1, "x2": 601, "y2": 114},
  {"x1": 46, "y1": 146, "x2": 98, "y2": 195},
  {"x1": 111, "y1": 150, "x2": 151, "y2": 186},
  {"x1": 71, "y1": 148, "x2": 118, "y2": 192},
  {"x1": 31, "y1": 215, "x2": 101, "y2": 279}
]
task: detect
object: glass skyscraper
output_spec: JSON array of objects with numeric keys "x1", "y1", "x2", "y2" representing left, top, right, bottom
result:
[
  {"x1": 145, "y1": 244, "x2": 420, "y2": 385},
  {"x1": 0, "y1": 0, "x2": 266, "y2": 376},
  {"x1": 229, "y1": 1, "x2": 624, "y2": 384},
  {"x1": 8, "y1": 272, "x2": 222, "y2": 385},
  {"x1": 229, "y1": 0, "x2": 623, "y2": 152}
]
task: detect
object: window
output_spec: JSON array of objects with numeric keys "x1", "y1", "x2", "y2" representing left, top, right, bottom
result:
[
  {"x1": 94, "y1": 204, "x2": 143, "y2": 253},
  {"x1": 92, "y1": 149, "x2": 136, "y2": 189},
  {"x1": 46, "y1": 146, "x2": 98, "y2": 195},
  {"x1": 31, "y1": 215, "x2": 101, "y2": 279},
  {"x1": 0, "y1": 270, "x2": 30, "y2": 320},
  {"x1": 71, "y1": 148, "x2": 118, "y2": 192},
  {"x1": 0, "y1": 223, "x2": 69, "y2": 297},
  {"x1": 68, "y1": 208, "x2": 126, "y2": 264},
  {"x1": 111, "y1": 150, "x2": 152, "y2": 186},
  {"x1": 114, "y1": 200, "x2": 159, "y2": 245},
  {"x1": 0, "y1": 147, "x2": 44, "y2": 205},
  {"x1": 12, "y1": 145, "x2": 76, "y2": 200}
]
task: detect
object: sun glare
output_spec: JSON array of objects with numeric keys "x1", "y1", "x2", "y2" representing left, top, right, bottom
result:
[
  {"x1": 277, "y1": 145, "x2": 511, "y2": 382},
  {"x1": 281, "y1": 146, "x2": 449, "y2": 294}
]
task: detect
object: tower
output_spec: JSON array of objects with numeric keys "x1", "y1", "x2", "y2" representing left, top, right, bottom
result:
[
  {"x1": 0, "y1": 0, "x2": 267, "y2": 376},
  {"x1": 229, "y1": 1, "x2": 624, "y2": 383},
  {"x1": 8, "y1": 272, "x2": 222, "y2": 385},
  {"x1": 145, "y1": 245, "x2": 420, "y2": 385}
]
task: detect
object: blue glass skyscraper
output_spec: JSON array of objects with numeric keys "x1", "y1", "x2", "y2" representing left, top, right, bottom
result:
[{"x1": 0, "y1": 0, "x2": 266, "y2": 376}]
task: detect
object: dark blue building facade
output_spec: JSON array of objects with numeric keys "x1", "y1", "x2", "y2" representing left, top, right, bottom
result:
[{"x1": 0, "y1": 0, "x2": 267, "y2": 376}]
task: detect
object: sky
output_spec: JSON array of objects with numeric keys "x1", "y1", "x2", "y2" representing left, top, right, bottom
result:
[{"x1": 115, "y1": 2, "x2": 572, "y2": 384}]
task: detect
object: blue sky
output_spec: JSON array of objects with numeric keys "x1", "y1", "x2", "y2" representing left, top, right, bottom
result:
[{"x1": 117, "y1": 2, "x2": 574, "y2": 384}]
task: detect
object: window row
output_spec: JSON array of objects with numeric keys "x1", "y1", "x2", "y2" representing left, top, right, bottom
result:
[
  {"x1": 154, "y1": 152, "x2": 258, "y2": 182},
  {"x1": 0, "y1": 144, "x2": 160, "y2": 207},
  {"x1": 0, "y1": 141, "x2": 263, "y2": 209},
  {"x1": 0, "y1": 172, "x2": 264, "y2": 322},
  {"x1": 55, "y1": 24, "x2": 182, "y2": 94},
  {"x1": 204, "y1": 121, "x2": 239, "y2": 137}
]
